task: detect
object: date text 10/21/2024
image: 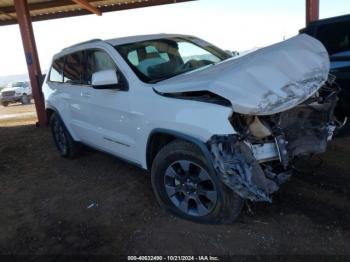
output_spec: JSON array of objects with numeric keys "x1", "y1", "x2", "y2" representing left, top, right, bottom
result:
[{"x1": 127, "y1": 256, "x2": 220, "y2": 261}]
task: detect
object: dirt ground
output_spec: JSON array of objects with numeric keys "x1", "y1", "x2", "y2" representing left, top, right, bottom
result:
[{"x1": 0, "y1": 103, "x2": 350, "y2": 258}]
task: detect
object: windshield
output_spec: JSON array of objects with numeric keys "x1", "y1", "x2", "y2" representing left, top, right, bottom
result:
[
  {"x1": 115, "y1": 37, "x2": 230, "y2": 83},
  {"x1": 10, "y1": 82, "x2": 25, "y2": 88}
]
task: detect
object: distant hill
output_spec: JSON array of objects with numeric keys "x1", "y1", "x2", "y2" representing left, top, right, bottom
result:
[
  {"x1": 0, "y1": 70, "x2": 48, "y2": 88},
  {"x1": 0, "y1": 73, "x2": 29, "y2": 87}
]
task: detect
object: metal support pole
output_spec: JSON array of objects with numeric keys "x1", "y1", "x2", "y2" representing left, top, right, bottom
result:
[
  {"x1": 306, "y1": 0, "x2": 319, "y2": 25},
  {"x1": 14, "y1": 0, "x2": 47, "y2": 126}
]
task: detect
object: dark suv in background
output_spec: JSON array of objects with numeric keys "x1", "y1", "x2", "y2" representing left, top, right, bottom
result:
[{"x1": 300, "y1": 14, "x2": 350, "y2": 120}]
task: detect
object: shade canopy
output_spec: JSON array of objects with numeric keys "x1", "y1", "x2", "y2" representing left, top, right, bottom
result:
[{"x1": 0, "y1": 0, "x2": 193, "y2": 26}]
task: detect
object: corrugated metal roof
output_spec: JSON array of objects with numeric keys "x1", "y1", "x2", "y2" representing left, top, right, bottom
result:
[{"x1": 0, "y1": 0, "x2": 193, "y2": 26}]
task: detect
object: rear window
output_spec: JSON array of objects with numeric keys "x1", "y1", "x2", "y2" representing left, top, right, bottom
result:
[
  {"x1": 49, "y1": 57, "x2": 64, "y2": 82},
  {"x1": 48, "y1": 49, "x2": 125, "y2": 87},
  {"x1": 316, "y1": 20, "x2": 350, "y2": 55},
  {"x1": 63, "y1": 52, "x2": 84, "y2": 84}
]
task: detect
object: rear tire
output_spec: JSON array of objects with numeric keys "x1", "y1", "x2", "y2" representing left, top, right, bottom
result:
[
  {"x1": 151, "y1": 140, "x2": 243, "y2": 224},
  {"x1": 50, "y1": 112, "x2": 79, "y2": 159},
  {"x1": 1, "y1": 102, "x2": 9, "y2": 107}
]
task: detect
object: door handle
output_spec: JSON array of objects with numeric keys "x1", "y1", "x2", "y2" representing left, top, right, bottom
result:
[{"x1": 80, "y1": 91, "x2": 91, "y2": 98}]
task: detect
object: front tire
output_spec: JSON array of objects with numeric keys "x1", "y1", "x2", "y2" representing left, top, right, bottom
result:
[
  {"x1": 21, "y1": 94, "x2": 30, "y2": 104},
  {"x1": 1, "y1": 101, "x2": 9, "y2": 107},
  {"x1": 50, "y1": 112, "x2": 79, "y2": 159},
  {"x1": 151, "y1": 140, "x2": 243, "y2": 224}
]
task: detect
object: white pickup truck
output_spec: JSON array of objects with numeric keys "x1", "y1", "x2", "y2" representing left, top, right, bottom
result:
[{"x1": 0, "y1": 81, "x2": 32, "y2": 106}]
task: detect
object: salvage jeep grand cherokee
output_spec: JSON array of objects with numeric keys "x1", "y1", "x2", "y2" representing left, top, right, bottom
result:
[{"x1": 43, "y1": 34, "x2": 339, "y2": 224}]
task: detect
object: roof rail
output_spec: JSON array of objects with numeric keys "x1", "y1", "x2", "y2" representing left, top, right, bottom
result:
[{"x1": 62, "y1": 38, "x2": 103, "y2": 51}]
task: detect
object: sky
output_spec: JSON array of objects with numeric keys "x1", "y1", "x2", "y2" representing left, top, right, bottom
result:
[{"x1": 0, "y1": 0, "x2": 349, "y2": 78}]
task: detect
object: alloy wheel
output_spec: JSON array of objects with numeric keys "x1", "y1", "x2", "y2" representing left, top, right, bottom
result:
[
  {"x1": 164, "y1": 160, "x2": 218, "y2": 217},
  {"x1": 53, "y1": 119, "x2": 68, "y2": 155}
]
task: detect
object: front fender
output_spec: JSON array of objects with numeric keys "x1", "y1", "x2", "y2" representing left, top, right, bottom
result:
[{"x1": 136, "y1": 95, "x2": 237, "y2": 169}]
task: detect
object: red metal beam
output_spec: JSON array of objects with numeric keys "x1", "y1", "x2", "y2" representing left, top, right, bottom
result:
[
  {"x1": 72, "y1": 0, "x2": 102, "y2": 16},
  {"x1": 13, "y1": 0, "x2": 47, "y2": 126},
  {"x1": 306, "y1": 0, "x2": 319, "y2": 25}
]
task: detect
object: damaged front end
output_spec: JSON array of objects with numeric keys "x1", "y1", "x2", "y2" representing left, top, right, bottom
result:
[{"x1": 208, "y1": 78, "x2": 340, "y2": 202}]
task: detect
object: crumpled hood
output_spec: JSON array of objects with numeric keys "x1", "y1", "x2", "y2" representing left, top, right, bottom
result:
[{"x1": 154, "y1": 34, "x2": 330, "y2": 115}]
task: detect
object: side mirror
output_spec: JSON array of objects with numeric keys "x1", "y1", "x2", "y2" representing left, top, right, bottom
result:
[{"x1": 92, "y1": 69, "x2": 119, "y2": 89}]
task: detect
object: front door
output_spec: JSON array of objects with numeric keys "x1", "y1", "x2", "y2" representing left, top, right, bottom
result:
[{"x1": 77, "y1": 49, "x2": 137, "y2": 162}]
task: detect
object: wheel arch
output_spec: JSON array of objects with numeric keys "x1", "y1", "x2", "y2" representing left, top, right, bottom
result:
[
  {"x1": 45, "y1": 106, "x2": 79, "y2": 141},
  {"x1": 45, "y1": 107, "x2": 57, "y2": 124},
  {"x1": 145, "y1": 128, "x2": 214, "y2": 173}
]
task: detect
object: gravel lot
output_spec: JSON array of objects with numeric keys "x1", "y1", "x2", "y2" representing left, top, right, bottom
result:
[{"x1": 0, "y1": 103, "x2": 349, "y2": 258}]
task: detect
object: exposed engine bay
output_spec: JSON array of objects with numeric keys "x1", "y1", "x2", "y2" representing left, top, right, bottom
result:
[{"x1": 208, "y1": 77, "x2": 340, "y2": 202}]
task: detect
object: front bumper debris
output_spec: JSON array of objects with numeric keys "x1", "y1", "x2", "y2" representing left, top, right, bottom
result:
[
  {"x1": 208, "y1": 135, "x2": 290, "y2": 202},
  {"x1": 208, "y1": 80, "x2": 339, "y2": 202}
]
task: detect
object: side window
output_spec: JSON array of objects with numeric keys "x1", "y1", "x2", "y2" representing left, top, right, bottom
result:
[
  {"x1": 316, "y1": 20, "x2": 350, "y2": 55},
  {"x1": 85, "y1": 50, "x2": 117, "y2": 85},
  {"x1": 177, "y1": 42, "x2": 220, "y2": 64},
  {"x1": 63, "y1": 52, "x2": 83, "y2": 84},
  {"x1": 49, "y1": 57, "x2": 64, "y2": 82}
]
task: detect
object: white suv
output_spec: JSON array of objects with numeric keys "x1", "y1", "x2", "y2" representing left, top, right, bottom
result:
[
  {"x1": 0, "y1": 81, "x2": 32, "y2": 106},
  {"x1": 42, "y1": 34, "x2": 338, "y2": 224}
]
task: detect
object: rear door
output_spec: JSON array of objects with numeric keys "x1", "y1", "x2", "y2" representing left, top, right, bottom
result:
[
  {"x1": 47, "y1": 56, "x2": 72, "y2": 128},
  {"x1": 59, "y1": 51, "x2": 93, "y2": 140}
]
